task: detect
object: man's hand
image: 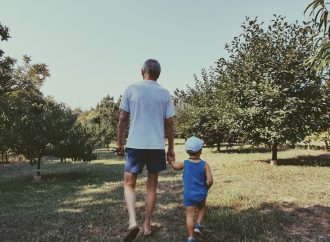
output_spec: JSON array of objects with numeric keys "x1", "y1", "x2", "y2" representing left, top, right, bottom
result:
[
  {"x1": 117, "y1": 145, "x2": 125, "y2": 157},
  {"x1": 166, "y1": 148, "x2": 175, "y2": 163}
]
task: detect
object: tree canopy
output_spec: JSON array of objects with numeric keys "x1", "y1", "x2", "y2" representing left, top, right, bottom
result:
[{"x1": 175, "y1": 16, "x2": 330, "y2": 161}]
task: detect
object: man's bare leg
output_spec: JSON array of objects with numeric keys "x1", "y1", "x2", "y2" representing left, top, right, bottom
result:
[
  {"x1": 144, "y1": 172, "x2": 159, "y2": 235},
  {"x1": 124, "y1": 172, "x2": 138, "y2": 229}
]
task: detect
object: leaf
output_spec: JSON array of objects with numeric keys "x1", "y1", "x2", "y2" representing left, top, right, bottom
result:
[
  {"x1": 324, "y1": 10, "x2": 328, "y2": 32},
  {"x1": 319, "y1": 12, "x2": 325, "y2": 31},
  {"x1": 305, "y1": 0, "x2": 318, "y2": 14},
  {"x1": 314, "y1": 7, "x2": 324, "y2": 22}
]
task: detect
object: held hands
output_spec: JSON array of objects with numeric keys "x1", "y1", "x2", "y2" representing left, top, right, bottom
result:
[{"x1": 167, "y1": 150, "x2": 184, "y2": 171}]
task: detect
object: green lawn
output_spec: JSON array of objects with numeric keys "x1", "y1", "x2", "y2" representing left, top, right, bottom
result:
[{"x1": 0, "y1": 145, "x2": 329, "y2": 242}]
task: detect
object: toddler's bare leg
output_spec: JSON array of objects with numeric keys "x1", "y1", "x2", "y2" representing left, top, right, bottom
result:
[
  {"x1": 186, "y1": 206, "x2": 195, "y2": 238},
  {"x1": 196, "y1": 205, "x2": 205, "y2": 225}
]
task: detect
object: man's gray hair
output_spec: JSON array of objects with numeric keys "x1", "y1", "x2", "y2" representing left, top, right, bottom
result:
[{"x1": 142, "y1": 59, "x2": 161, "y2": 78}]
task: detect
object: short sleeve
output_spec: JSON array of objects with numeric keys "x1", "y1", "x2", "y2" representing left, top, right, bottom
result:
[
  {"x1": 165, "y1": 94, "x2": 176, "y2": 119},
  {"x1": 120, "y1": 87, "x2": 130, "y2": 113}
]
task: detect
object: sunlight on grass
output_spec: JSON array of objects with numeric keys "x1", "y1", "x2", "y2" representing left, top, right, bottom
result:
[
  {"x1": 79, "y1": 182, "x2": 122, "y2": 196},
  {"x1": 57, "y1": 208, "x2": 83, "y2": 213}
]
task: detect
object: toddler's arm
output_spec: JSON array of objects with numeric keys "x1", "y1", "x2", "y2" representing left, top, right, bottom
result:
[
  {"x1": 205, "y1": 162, "x2": 213, "y2": 189},
  {"x1": 169, "y1": 160, "x2": 184, "y2": 171}
]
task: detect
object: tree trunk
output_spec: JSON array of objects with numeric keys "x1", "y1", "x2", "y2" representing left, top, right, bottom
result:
[
  {"x1": 271, "y1": 142, "x2": 278, "y2": 165},
  {"x1": 217, "y1": 142, "x2": 221, "y2": 152},
  {"x1": 325, "y1": 140, "x2": 329, "y2": 151},
  {"x1": 307, "y1": 142, "x2": 311, "y2": 150},
  {"x1": 37, "y1": 157, "x2": 41, "y2": 177},
  {"x1": 5, "y1": 152, "x2": 8, "y2": 163},
  {"x1": 1, "y1": 152, "x2": 3, "y2": 163}
]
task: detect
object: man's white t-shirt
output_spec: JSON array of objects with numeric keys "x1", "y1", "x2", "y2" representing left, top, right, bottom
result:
[{"x1": 120, "y1": 80, "x2": 176, "y2": 149}]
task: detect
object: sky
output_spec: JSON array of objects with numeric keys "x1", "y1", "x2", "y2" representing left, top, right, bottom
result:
[{"x1": 1, "y1": 0, "x2": 310, "y2": 110}]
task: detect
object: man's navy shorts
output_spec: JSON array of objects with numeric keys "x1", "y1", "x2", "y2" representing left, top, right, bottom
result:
[{"x1": 125, "y1": 148, "x2": 166, "y2": 174}]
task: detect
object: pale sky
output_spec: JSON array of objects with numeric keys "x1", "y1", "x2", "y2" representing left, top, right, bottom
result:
[{"x1": 1, "y1": 0, "x2": 310, "y2": 109}]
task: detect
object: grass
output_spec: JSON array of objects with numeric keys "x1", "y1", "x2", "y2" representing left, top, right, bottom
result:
[{"x1": 0, "y1": 145, "x2": 330, "y2": 242}]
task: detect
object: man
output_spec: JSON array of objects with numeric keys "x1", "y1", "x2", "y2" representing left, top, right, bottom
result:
[{"x1": 117, "y1": 59, "x2": 176, "y2": 241}]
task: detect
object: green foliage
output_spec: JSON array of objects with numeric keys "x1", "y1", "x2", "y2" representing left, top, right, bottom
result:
[
  {"x1": 0, "y1": 55, "x2": 49, "y2": 162},
  {"x1": 174, "y1": 66, "x2": 240, "y2": 151},
  {"x1": 175, "y1": 16, "x2": 329, "y2": 161},
  {"x1": 95, "y1": 95, "x2": 120, "y2": 147},
  {"x1": 305, "y1": 0, "x2": 330, "y2": 70},
  {"x1": 223, "y1": 16, "x2": 328, "y2": 159},
  {"x1": 76, "y1": 95, "x2": 120, "y2": 150},
  {"x1": 0, "y1": 54, "x2": 48, "y2": 97},
  {"x1": 0, "y1": 23, "x2": 97, "y2": 164}
]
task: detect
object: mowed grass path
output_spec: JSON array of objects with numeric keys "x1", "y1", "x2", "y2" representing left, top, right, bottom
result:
[{"x1": 0, "y1": 145, "x2": 330, "y2": 242}]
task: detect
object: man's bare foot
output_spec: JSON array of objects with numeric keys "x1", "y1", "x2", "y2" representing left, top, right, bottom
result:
[
  {"x1": 143, "y1": 223, "x2": 152, "y2": 235},
  {"x1": 128, "y1": 220, "x2": 138, "y2": 230}
]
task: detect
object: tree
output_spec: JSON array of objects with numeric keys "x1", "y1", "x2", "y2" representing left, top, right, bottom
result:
[
  {"x1": 0, "y1": 53, "x2": 48, "y2": 97},
  {"x1": 76, "y1": 95, "x2": 120, "y2": 151},
  {"x1": 0, "y1": 22, "x2": 97, "y2": 171},
  {"x1": 95, "y1": 95, "x2": 120, "y2": 149},
  {"x1": 0, "y1": 53, "x2": 49, "y2": 164},
  {"x1": 222, "y1": 16, "x2": 328, "y2": 163},
  {"x1": 0, "y1": 96, "x2": 13, "y2": 162},
  {"x1": 313, "y1": 77, "x2": 330, "y2": 150},
  {"x1": 1, "y1": 23, "x2": 47, "y2": 164},
  {"x1": 0, "y1": 23, "x2": 16, "y2": 161},
  {"x1": 174, "y1": 66, "x2": 239, "y2": 151},
  {"x1": 0, "y1": 22, "x2": 15, "y2": 98},
  {"x1": 66, "y1": 123, "x2": 97, "y2": 162}
]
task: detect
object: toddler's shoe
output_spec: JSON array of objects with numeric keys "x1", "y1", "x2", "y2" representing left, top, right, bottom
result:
[
  {"x1": 187, "y1": 238, "x2": 196, "y2": 242},
  {"x1": 194, "y1": 223, "x2": 203, "y2": 236}
]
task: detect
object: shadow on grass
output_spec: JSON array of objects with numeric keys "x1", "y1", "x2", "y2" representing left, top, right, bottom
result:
[
  {"x1": 211, "y1": 146, "x2": 290, "y2": 154},
  {"x1": 204, "y1": 202, "x2": 330, "y2": 242},
  {"x1": 0, "y1": 161, "x2": 126, "y2": 241},
  {"x1": 131, "y1": 180, "x2": 330, "y2": 242},
  {"x1": 256, "y1": 153, "x2": 330, "y2": 167},
  {"x1": 40, "y1": 162, "x2": 124, "y2": 183},
  {"x1": 278, "y1": 153, "x2": 330, "y2": 167}
]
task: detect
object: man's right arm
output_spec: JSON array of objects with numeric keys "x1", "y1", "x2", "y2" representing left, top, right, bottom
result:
[
  {"x1": 117, "y1": 110, "x2": 129, "y2": 156},
  {"x1": 165, "y1": 117, "x2": 175, "y2": 163}
]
